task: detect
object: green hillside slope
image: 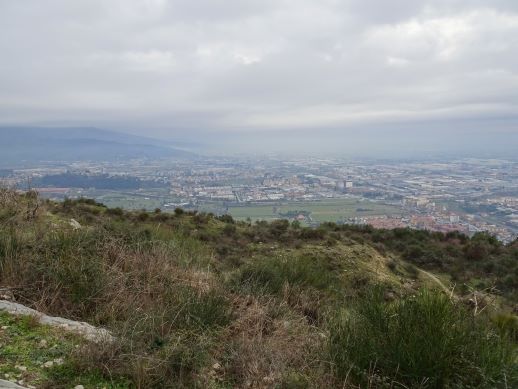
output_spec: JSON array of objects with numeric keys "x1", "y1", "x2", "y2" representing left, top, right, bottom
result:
[{"x1": 0, "y1": 190, "x2": 516, "y2": 388}]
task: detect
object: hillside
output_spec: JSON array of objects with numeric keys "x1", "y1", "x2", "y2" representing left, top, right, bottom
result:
[
  {"x1": 0, "y1": 127, "x2": 194, "y2": 167},
  {"x1": 0, "y1": 190, "x2": 517, "y2": 388}
]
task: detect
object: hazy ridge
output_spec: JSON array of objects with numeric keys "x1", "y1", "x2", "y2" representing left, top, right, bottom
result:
[{"x1": 0, "y1": 127, "x2": 194, "y2": 166}]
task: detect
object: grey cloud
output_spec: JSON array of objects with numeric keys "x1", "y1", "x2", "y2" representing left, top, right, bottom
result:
[{"x1": 0, "y1": 0, "x2": 517, "y2": 151}]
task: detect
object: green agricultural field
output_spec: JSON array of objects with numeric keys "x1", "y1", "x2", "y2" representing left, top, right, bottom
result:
[
  {"x1": 66, "y1": 191, "x2": 403, "y2": 221},
  {"x1": 95, "y1": 194, "x2": 164, "y2": 210},
  {"x1": 201, "y1": 198, "x2": 403, "y2": 223},
  {"x1": 76, "y1": 189, "x2": 171, "y2": 210}
]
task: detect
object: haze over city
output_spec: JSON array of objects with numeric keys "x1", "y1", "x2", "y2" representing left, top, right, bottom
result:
[
  {"x1": 1, "y1": 0, "x2": 517, "y2": 156},
  {"x1": 0, "y1": 1, "x2": 517, "y2": 241}
]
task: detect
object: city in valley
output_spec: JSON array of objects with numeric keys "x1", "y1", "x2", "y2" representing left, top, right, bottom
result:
[{"x1": 2, "y1": 156, "x2": 517, "y2": 244}]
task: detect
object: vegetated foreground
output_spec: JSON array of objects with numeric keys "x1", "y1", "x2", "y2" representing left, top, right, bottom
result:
[{"x1": 0, "y1": 190, "x2": 517, "y2": 388}]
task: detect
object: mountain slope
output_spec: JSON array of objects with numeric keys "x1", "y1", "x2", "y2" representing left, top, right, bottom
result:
[{"x1": 0, "y1": 127, "x2": 194, "y2": 166}]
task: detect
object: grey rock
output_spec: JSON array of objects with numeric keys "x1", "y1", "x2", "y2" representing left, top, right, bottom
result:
[
  {"x1": 69, "y1": 219, "x2": 82, "y2": 229},
  {"x1": 0, "y1": 300, "x2": 113, "y2": 343},
  {"x1": 0, "y1": 379, "x2": 28, "y2": 389}
]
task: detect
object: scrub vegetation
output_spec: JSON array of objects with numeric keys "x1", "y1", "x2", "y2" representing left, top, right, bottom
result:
[{"x1": 0, "y1": 189, "x2": 516, "y2": 388}]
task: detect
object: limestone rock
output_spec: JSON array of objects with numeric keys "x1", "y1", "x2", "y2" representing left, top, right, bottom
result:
[
  {"x1": 0, "y1": 300, "x2": 113, "y2": 343},
  {"x1": 0, "y1": 379, "x2": 28, "y2": 389},
  {"x1": 69, "y1": 219, "x2": 82, "y2": 229}
]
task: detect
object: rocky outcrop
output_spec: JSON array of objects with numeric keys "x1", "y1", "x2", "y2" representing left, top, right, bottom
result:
[
  {"x1": 0, "y1": 379, "x2": 29, "y2": 389},
  {"x1": 0, "y1": 300, "x2": 113, "y2": 343}
]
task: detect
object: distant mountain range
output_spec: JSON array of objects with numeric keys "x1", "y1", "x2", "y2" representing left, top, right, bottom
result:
[{"x1": 0, "y1": 127, "x2": 195, "y2": 167}]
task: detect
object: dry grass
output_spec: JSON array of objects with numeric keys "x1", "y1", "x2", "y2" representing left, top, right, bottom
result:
[
  {"x1": 0, "y1": 195, "x2": 231, "y2": 386},
  {"x1": 1, "y1": 191, "x2": 516, "y2": 388},
  {"x1": 219, "y1": 294, "x2": 329, "y2": 388}
]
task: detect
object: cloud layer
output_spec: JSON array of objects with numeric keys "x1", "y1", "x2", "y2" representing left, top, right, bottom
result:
[{"x1": 1, "y1": 0, "x2": 517, "y2": 142}]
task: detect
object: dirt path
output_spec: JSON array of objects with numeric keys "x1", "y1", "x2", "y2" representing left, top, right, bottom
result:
[{"x1": 417, "y1": 269, "x2": 452, "y2": 294}]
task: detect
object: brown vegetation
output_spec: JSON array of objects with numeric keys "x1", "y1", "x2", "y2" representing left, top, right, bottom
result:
[{"x1": 0, "y1": 191, "x2": 516, "y2": 388}]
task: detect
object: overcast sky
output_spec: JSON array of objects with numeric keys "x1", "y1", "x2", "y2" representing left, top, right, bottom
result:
[{"x1": 1, "y1": 0, "x2": 517, "y2": 155}]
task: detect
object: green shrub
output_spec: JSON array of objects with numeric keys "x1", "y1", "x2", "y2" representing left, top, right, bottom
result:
[
  {"x1": 105, "y1": 207, "x2": 124, "y2": 216},
  {"x1": 218, "y1": 214, "x2": 234, "y2": 224},
  {"x1": 136, "y1": 211, "x2": 149, "y2": 221},
  {"x1": 22, "y1": 229, "x2": 106, "y2": 316},
  {"x1": 223, "y1": 223, "x2": 237, "y2": 236},
  {"x1": 236, "y1": 254, "x2": 337, "y2": 295},
  {"x1": 299, "y1": 227, "x2": 326, "y2": 240},
  {"x1": 269, "y1": 219, "x2": 290, "y2": 236},
  {"x1": 328, "y1": 288, "x2": 517, "y2": 388},
  {"x1": 493, "y1": 313, "x2": 518, "y2": 341}
]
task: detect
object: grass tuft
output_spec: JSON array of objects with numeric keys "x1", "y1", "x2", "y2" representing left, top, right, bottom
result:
[{"x1": 328, "y1": 288, "x2": 518, "y2": 388}]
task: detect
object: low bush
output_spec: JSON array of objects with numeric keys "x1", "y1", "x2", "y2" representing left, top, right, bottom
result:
[
  {"x1": 236, "y1": 254, "x2": 338, "y2": 295},
  {"x1": 328, "y1": 288, "x2": 518, "y2": 388},
  {"x1": 105, "y1": 207, "x2": 124, "y2": 216}
]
